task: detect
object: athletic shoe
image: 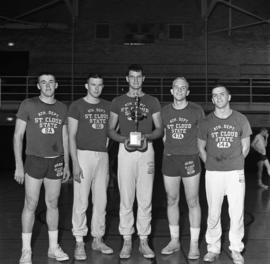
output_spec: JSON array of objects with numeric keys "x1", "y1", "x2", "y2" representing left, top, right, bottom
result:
[
  {"x1": 92, "y1": 237, "x2": 113, "y2": 254},
  {"x1": 48, "y1": 245, "x2": 69, "y2": 261},
  {"x1": 203, "y1": 251, "x2": 219, "y2": 262},
  {"x1": 74, "y1": 241, "x2": 87, "y2": 260},
  {"x1": 119, "y1": 239, "x2": 132, "y2": 259},
  {"x1": 231, "y1": 250, "x2": 244, "y2": 264},
  {"x1": 161, "y1": 239, "x2": 180, "y2": 255},
  {"x1": 19, "y1": 249, "x2": 32, "y2": 264},
  {"x1": 188, "y1": 241, "x2": 200, "y2": 260},
  {"x1": 139, "y1": 238, "x2": 155, "y2": 259}
]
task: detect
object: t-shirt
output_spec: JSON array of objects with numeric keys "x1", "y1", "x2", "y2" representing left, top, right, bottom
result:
[
  {"x1": 161, "y1": 102, "x2": 204, "y2": 155},
  {"x1": 198, "y1": 110, "x2": 252, "y2": 171},
  {"x1": 16, "y1": 97, "x2": 67, "y2": 157},
  {"x1": 68, "y1": 98, "x2": 110, "y2": 152},
  {"x1": 110, "y1": 94, "x2": 161, "y2": 136}
]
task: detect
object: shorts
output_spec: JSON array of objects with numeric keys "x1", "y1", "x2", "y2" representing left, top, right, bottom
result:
[
  {"x1": 253, "y1": 151, "x2": 267, "y2": 163},
  {"x1": 25, "y1": 155, "x2": 64, "y2": 180},
  {"x1": 162, "y1": 153, "x2": 201, "y2": 177}
]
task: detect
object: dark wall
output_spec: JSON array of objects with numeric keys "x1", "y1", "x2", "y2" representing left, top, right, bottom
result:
[{"x1": 0, "y1": 0, "x2": 269, "y2": 77}]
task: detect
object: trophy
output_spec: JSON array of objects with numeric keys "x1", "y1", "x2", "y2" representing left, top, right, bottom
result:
[{"x1": 125, "y1": 95, "x2": 147, "y2": 151}]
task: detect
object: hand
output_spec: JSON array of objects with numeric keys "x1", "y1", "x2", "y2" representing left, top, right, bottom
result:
[
  {"x1": 124, "y1": 138, "x2": 137, "y2": 152},
  {"x1": 14, "y1": 166, "x2": 25, "y2": 184},
  {"x1": 62, "y1": 164, "x2": 71, "y2": 183},
  {"x1": 73, "y1": 163, "x2": 84, "y2": 183},
  {"x1": 137, "y1": 136, "x2": 148, "y2": 152}
]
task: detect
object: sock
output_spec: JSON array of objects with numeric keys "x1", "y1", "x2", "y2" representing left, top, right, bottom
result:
[
  {"x1": 48, "y1": 230, "x2": 58, "y2": 249},
  {"x1": 22, "y1": 233, "x2": 32, "y2": 250},
  {"x1": 169, "y1": 225, "x2": 179, "y2": 240},
  {"x1": 190, "y1": 227, "x2": 200, "y2": 242},
  {"x1": 75, "y1": 236, "x2": 83, "y2": 243}
]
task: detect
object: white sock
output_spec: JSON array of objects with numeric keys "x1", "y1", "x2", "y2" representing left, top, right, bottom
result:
[
  {"x1": 190, "y1": 227, "x2": 200, "y2": 242},
  {"x1": 169, "y1": 225, "x2": 179, "y2": 240},
  {"x1": 48, "y1": 230, "x2": 58, "y2": 249},
  {"x1": 22, "y1": 233, "x2": 32, "y2": 250},
  {"x1": 75, "y1": 236, "x2": 83, "y2": 243}
]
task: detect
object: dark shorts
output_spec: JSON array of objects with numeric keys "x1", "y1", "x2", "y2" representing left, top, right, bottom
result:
[
  {"x1": 162, "y1": 154, "x2": 201, "y2": 177},
  {"x1": 253, "y1": 151, "x2": 267, "y2": 163},
  {"x1": 25, "y1": 155, "x2": 64, "y2": 180}
]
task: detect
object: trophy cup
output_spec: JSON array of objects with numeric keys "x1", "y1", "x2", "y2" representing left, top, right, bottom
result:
[{"x1": 125, "y1": 95, "x2": 147, "y2": 151}]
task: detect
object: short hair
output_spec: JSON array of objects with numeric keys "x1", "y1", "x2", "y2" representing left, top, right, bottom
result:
[
  {"x1": 86, "y1": 73, "x2": 103, "y2": 82},
  {"x1": 212, "y1": 83, "x2": 230, "y2": 95},
  {"x1": 172, "y1": 77, "x2": 189, "y2": 88},
  {"x1": 37, "y1": 73, "x2": 56, "y2": 83},
  {"x1": 260, "y1": 127, "x2": 268, "y2": 133},
  {"x1": 126, "y1": 64, "x2": 144, "y2": 76}
]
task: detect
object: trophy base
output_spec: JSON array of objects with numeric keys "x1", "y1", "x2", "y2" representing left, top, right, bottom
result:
[{"x1": 129, "y1": 132, "x2": 142, "y2": 147}]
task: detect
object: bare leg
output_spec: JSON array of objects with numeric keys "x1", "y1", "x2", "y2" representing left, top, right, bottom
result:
[
  {"x1": 22, "y1": 174, "x2": 43, "y2": 233},
  {"x1": 257, "y1": 161, "x2": 268, "y2": 189}
]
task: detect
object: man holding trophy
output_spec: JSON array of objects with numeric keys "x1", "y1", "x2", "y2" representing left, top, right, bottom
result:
[{"x1": 108, "y1": 64, "x2": 163, "y2": 259}]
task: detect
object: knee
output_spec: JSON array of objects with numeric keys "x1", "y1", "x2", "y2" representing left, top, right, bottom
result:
[
  {"x1": 167, "y1": 195, "x2": 179, "y2": 207},
  {"x1": 24, "y1": 196, "x2": 38, "y2": 212},
  {"x1": 45, "y1": 197, "x2": 59, "y2": 210},
  {"x1": 187, "y1": 196, "x2": 200, "y2": 209}
]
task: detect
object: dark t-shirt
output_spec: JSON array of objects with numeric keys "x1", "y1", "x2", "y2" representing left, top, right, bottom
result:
[
  {"x1": 110, "y1": 94, "x2": 161, "y2": 136},
  {"x1": 162, "y1": 102, "x2": 205, "y2": 155},
  {"x1": 16, "y1": 97, "x2": 67, "y2": 157},
  {"x1": 198, "y1": 110, "x2": 252, "y2": 171},
  {"x1": 68, "y1": 98, "x2": 110, "y2": 152}
]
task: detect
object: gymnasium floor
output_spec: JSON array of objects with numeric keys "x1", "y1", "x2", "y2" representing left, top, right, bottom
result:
[{"x1": 1, "y1": 164, "x2": 270, "y2": 264}]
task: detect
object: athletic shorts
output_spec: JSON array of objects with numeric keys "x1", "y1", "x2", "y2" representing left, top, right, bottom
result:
[
  {"x1": 25, "y1": 155, "x2": 64, "y2": 180},
  {"x1": 162, "y1": 154, "x2": 201, "y2": 177},
  {"x1": 253, "y1": 151, "x2": 267, "y2": 163}
]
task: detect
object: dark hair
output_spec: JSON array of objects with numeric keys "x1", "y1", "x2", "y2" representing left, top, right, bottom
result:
[
  {"x1": 86, "y1": 73, "x2": 103, "y2": 82},
  {"x1": 37, "y1": 73, "x2": 56, "y2": 83},
  {"x1": 260, "y1": 127, "x2": 268, "y2": 133},
  {"x1": 212, "y1": 83, "x2": 231, "y2": 95},
  {"x1": 126, "y1": 64, "x2": 144, "y2": 76}
]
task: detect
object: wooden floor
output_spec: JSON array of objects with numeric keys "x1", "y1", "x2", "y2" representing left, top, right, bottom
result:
[{"x1": 1, "y1": 168, "x2": 270, "y2": 264}]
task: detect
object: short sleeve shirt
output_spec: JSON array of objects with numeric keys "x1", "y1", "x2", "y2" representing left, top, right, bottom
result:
[
  {"x1": 68, "y1": 98, "x2": 110, "y2": 152},
  {"x1": 16, "y1": 97, "x2": 67, "y2": 157},
  {"x1": 198, "y1": 110, "x2": 252, "y2": 171},
  {"x1": 162, "y1": 102, "x2": 205, "y2": 155},
  {"x1": 110, "y1": 94, "x2": 161, "y2": 136}
]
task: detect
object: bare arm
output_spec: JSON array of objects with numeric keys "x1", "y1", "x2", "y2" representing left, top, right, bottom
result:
[
  {"x1": 13, "y1": 118, "x2": 26, "y2": 184},
  {"x1": 241, "y1": 136, "x2": 250, "y2": 158},
  {"x1": 62, "y1": 124, "x2": 70, "y2": 183},
  {"x1": 107, "y1": 111, "x2": 127, "y2": 143},
  {"x1": 197, "y1": 138, "x2": 207, "y2": 163},
  {"x1": 251, "y1": 135, "x2": 266, "y2": 155},
  {"x1": 144, "y1": 111, "x2": 163, "y2": 141},
  {"x1": 68, "y1": 117, "x2": 83, "y2": 183}
]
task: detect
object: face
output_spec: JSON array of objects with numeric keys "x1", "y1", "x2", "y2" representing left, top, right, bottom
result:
[
  {"x1": 212, "y1": 86, "x2": 231, "y2": 109},
  {"x1": 126, "y1": 70, "x2": 145, "y2": 90},
  {"x1": 37, "y1": 74, "x2": 57, "y2": 98},
  {"x1": 170, "y1": 78, "x2": 190, "y2": 101},
  {"x1": 85, "y1": 77, "x2": 104, "y2": 98}
]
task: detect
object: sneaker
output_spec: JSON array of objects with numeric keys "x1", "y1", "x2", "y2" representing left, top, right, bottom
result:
[
  {"x1": 74, "y1": 241, "x2": 87, "y2": 260},
  {"x1": 231, "y1": 250, "x2": 244, "y2": 264},
  {"x1": 188, "y1": 241, "x2": 200, "y2": 260},
  {"x1": 203, "y1": 251, "x2": 219, "y2": 262},
  {"x1": 19, "y1": 249, "x2": 32, "y2": 264},
  {"x1": 139, "y1": 238, "x2": 155, "y2": 259},
  {"x1": 48, "y1": 245, "x2": 69, "y2": 261},
  {"x1": 161, "y1": 239, "x2": 180, "y2": 255},
  {"x1": 119, "y1": 239, "x2": 132, "y2": 259},
  {"x1": 92, "y1": 237, "x2": 113, "y2": 254}
]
